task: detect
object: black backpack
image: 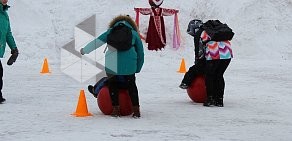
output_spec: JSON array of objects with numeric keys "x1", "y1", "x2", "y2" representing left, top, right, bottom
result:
[
  {"x1": 107, "y1": 23, "x2": 133, "y2": 51},
  {"x1": 202, "y1": 20, "x2": 234, "y2": 41}
]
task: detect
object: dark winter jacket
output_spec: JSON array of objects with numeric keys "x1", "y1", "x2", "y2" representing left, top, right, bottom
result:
[
  {"x1": 0, "y1": 4, "x2": 17, "y2": 58},
  {"x1": 193, "y1": 28, "x2": 205, "y2": 60},
  {"x1": 82, "y1": 15, "x2": 144, "y2": 75}
]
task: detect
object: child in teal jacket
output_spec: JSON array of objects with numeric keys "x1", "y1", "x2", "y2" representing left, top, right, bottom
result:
[
  {"x1": 0, "y1": 0, "x2": 19, "y2": 103},
  {"x1": 81, "y1": 15, "x2": 144, "y2": 118}
]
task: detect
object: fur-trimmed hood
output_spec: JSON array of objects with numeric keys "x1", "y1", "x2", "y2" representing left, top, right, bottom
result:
[{"x1": 108, "y1": 15, "x2": 138, "y2": 32}]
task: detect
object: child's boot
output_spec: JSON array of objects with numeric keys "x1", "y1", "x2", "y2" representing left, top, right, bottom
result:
[
  {"x1": 88, "y1": 85, "x2": 97, "y2": 98},
  {"x1": 215, "y1": 98, "x2": 224, "y2": 107},
  {"x1": 132, "y1": 105, "x2": 140, "y2": 118},
  {"x1": 111, "y1": 106, "x2": 120, "y2": 117},
  {"x1": 0, "y1": 97, "x2": 6, "y2": 104},
  {"x1": 179, "y1": 83, "x2": 188, "y2": 89},
  {"x1": 203, "y1": 96, "x2": 215, "y2": 107}
]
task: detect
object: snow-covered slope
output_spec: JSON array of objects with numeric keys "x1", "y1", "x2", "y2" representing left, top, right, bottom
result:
[
  {"x1": 7, "y1": 0, "x2": 292, "y2": 61},
  {"x1": 1, "y1": 0, "x2": 292, "y2": 140}
]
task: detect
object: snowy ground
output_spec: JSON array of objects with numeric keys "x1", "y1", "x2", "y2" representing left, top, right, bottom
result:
[{"x1": 1, "y1": 0, "x2": 292, "y2": 140}]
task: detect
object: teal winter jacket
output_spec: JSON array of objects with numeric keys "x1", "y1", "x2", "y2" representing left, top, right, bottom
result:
[
  {"x1": 0, "y1": 4, "x2": 17, "y2": 58},
  {"x1": 82, "y1": 16, "x2": 144, "y2": 75}
]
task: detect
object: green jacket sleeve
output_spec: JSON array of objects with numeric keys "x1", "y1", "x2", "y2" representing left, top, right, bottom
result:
[
  {"x1": 6, "y1": 22, "x2": 17, "y2": 49},
  {"x1": 134, "y1": 31, "x2": 144, "y2": 73},
  {"x1": 83, "y1": 30, "x2": 109, "y2": 54}
]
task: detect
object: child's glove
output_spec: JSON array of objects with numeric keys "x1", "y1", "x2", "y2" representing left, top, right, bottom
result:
[
  {"x1": 7, "y1": 48, "x2": 19, "y2": 66},
  {"x1": 80, "y1": 48, "x2": 85, "y2": 55}
]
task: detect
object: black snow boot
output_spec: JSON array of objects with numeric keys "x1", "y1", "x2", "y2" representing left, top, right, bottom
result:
[
  {"x1": 111, "y1": 106, "x2": 120, "y2": 117},
  {"x1": 0, "y1": 97, "x2": 6, "y2": 104},
  {"x1": 179, "y1": 83, "x2": 188, "y2": 89},
  {"x1": 132, "y1": 105, "x2": 141, "y2": 118},
  {"x1": 88, "y1": 85, "x2": 97, "y2": 98},
  {"x1": 203, "y1": 97, "x2": 215, "y2": 107},
  {"x1": 215, "y1": 98, "x2": 224, "y2": 107}
]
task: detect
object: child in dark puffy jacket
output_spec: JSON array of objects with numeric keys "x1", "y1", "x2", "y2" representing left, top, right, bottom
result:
[
  {"x1": 201, "y1": 29, "x2": 233, "y2": 107},
  {"x1": 180, "y1": 19, "x2": 233, "y2": 107},
  {"x1": 179, "y1": 19, "x2": 206, "y2": 89}
]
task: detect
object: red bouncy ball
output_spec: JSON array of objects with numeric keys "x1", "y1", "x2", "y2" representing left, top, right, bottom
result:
[
  {"x1": 97, "y1": 86, "x2": 133, "y2": 116},
  {"x1": 187, "y1": 75, "x2": 207, "y2": 103}
]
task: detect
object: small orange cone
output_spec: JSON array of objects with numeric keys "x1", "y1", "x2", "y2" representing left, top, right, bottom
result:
[
  {"x1": 72, "y1": 90, "x2": 93, "y2": 117},
  {"x1": 177, "y1": 58, "x2": 187, "y2": 73},
  {"x1": 40, "y1": 58, "x2": 50, "y2": 74}
]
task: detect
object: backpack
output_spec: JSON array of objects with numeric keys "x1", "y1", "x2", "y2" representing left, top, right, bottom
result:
[
  {"x1": 202, "y1": 20, "x2": 234, "y2": 41},
  {"x1": 107, "y1": 23, "x2": 133, "y2": 51}
]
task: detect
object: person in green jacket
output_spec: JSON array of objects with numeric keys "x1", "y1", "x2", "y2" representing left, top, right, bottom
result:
[
  {"x1": 80, "y1": 15, "x2": 144, "y2": 118},
  {"x1": 0, "y1": 0, "x2": 19, "y2": 104}
]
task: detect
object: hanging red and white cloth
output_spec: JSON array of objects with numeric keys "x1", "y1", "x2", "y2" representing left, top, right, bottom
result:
[{"x1": 134, "y1": 0, "x2": 181, "y2": 51}]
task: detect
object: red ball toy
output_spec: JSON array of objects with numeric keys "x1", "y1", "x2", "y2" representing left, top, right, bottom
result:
[
  {"x1": 97, "y1": 86, "x2": 133, "y2": 116},
  {"x1": 187, "y1": 75, "x2": 207, "y2": 103}
]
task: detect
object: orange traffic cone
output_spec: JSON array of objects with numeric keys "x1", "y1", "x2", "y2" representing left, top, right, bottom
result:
[
  {"x1": 177, "y1": 58, "x2": 187, "y2": 73},
  {"x1": 72, "y1": 90, "x2": 93, "y2": 117},
  {"x1": 40, "y1": 58, "x2": 50, "y2": 74}
]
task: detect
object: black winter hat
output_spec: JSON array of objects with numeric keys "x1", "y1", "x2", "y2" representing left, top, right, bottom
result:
[{"x1": 187, "y1": 19, "x2": 203, "y2": 37}]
